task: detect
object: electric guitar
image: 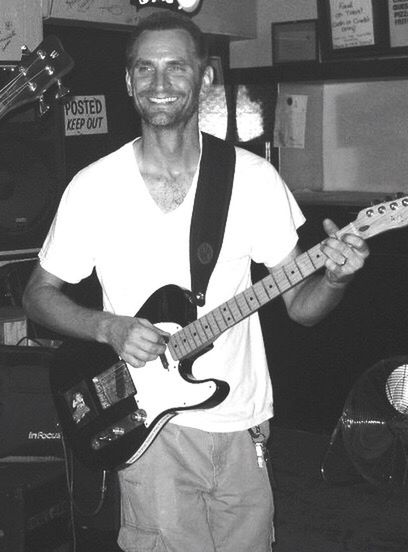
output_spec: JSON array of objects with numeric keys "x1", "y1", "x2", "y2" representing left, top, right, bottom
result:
[
  {"x1": 50, "y1": 196, "x2": 408, "y2": 471},
  {"x1": 0, "y1": 35, "x2": 74, "y2": 121}
]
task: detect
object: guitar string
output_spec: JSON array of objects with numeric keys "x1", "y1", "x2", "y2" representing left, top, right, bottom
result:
[{"x1": 0, "y1": 60, "x2": 51, "y2": 106}]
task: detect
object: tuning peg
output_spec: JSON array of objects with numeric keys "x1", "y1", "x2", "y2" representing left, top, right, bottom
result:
[
  {"x1": 55, "y1": 79, "x2": 70, "y2": 101},
  {"x1": 20, "y1": 44, "x2": 31, "y2": 60},
  {"x1": 38, "y1": 95, "x2": 50, "y2": 116}
]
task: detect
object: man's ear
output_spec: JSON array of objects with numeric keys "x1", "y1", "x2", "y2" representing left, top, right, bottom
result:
[
  {"x1": 125, "y1": 69, "x2": 133, "y2": 97},
  {"x1": 200, "y1": 65, "x2": 214, "y2": 97}
]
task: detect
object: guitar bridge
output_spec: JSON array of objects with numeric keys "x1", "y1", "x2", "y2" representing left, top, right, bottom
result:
[{"x1": 93, "y1": 360, "x2": 136, "y2": 409}]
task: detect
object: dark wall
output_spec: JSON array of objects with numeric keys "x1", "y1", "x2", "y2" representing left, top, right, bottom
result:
[{"x1": 254, "y1": 202, "x2": 408, "y2": 434}]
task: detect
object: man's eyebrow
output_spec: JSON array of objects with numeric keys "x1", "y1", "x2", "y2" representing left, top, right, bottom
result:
[{"x1": 133, "y1": 58, "x2": 153, "y2": 66}]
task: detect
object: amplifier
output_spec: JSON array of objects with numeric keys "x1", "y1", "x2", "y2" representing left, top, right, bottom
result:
[
  {"x1": 0, "y1": 345, "x2": 63, "y2": 460},
  {"x1": 0, "y1": 463, "x2": 70, "y2": 552}
]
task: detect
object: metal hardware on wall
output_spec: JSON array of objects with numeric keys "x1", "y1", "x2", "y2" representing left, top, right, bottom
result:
[{"x1": 130, "y1": 0, "x2": 203, "y2": 14}]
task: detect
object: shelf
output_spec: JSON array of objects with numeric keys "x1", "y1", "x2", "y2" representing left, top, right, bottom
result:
[{"x1": 230, "y1": 56, "x2": 408, "y2": 84}]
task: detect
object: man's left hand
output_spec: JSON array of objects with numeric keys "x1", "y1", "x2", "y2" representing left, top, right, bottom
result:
[{"x1": 320, "y1": 218, "x2": 370, "y2": 286}]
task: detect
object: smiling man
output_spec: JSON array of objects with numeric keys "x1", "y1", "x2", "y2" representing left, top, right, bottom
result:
[{"x1": 23, "y1": 11, "x2": 369, "y2": 552}]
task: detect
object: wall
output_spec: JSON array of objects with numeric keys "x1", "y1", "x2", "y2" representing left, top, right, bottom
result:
[
  {"x1": 278, "y1": 78, "x2": 408, "y2": 195},
  {"x1": 322, "y1": 79, "x2": 408, "y2": 194},
  {"x1": 277, "y1": 82, "x2": 324, "y2": 192},
  {"x1": 0, "y1": 0, "x2": 42, "y2": 61},
  {"x1": 230, "y1": 0, "x2": 318, "y2": 68},
  {"x1": 43, "y1": 0, "x2": 256, "y2": 38}
]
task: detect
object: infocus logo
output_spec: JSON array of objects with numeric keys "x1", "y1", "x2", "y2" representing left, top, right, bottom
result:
[
  {"x1": 132, "y1": 0, "x2": 203, "y2": 14},
  {"x1": 28, "y1": 431, "x2": 62, "y2": 440}
]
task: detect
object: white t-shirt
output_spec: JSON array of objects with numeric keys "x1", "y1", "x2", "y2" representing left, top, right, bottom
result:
[{"x1": 39, "y1": 136, "x2": 305, "y2": 432}]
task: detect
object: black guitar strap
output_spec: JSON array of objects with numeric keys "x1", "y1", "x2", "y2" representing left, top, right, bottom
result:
[{"x1": 189, "y1": 132, "x2": 236, "y2": 307}]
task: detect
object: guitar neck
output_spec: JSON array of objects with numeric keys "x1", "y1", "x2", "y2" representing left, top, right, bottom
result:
[{"x1": 168, "y1": 221, "x2": 357, "y2": 361}]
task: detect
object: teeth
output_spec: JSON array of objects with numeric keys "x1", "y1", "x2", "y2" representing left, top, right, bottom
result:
[{"x1": 150, "y1": 97, "x2": 177, "y2": 104}]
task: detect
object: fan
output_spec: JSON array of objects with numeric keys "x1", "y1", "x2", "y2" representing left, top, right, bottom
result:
[{"x1": 321, "y1": 356, "x2": 408, "y2": 489}]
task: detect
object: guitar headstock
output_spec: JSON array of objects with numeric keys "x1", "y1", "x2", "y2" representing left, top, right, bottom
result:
[
  {"x1": 0, "y1": 35, "x2": 74, "y2": 119},
  {"x1": 353, "y1": 195, "x2": 408, "y2": 239}
]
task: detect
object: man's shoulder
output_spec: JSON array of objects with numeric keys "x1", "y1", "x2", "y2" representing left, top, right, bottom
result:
[{"x1": 233, "y1": 144, "x2": 281, "y2": 183}]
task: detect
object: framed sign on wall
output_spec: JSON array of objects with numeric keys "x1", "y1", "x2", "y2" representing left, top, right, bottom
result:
[
  {"x1": 318, "y1": 0, "x2": 390, "y2": 60},
  {"x1": 272, "y1": 20, "x2": 319, "y2": 65}
]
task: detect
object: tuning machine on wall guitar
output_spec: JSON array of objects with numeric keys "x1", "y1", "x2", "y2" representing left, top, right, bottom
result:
[{"x1": 8, "y1": 37, "x2": 75, "y2": 121}]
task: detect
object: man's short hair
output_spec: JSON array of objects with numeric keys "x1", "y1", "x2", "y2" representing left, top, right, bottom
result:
[{"x1": 125, "y1": 11, "x2": 209, "y2": 71}]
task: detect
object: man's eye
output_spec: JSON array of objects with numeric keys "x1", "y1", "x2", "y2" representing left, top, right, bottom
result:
[
  {"x1": 136, "y1": 65, "x2": 153, "y2": 74},
  {"x1": 169, "y1": 64, "x2": 185, "y2": 72}
]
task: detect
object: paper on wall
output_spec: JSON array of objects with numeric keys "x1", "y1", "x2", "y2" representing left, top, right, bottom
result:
[{"x1": 274, "y1": 93, "x2": 308, "y2": 149}]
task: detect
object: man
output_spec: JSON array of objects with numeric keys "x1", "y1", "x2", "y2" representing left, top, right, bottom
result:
[{"x1": 23, "y1": 11, "x2": 369, "y2": 552}]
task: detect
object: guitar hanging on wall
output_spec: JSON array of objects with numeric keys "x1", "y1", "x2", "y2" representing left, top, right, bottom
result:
[
  {"x1": 0, "y1": 35, "x2": 74, "y2": 121},
  {"x1": 50, "y1": 195, "x2": 408, "y2": 471}
]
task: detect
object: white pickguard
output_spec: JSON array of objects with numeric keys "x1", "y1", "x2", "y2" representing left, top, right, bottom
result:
[{"x1": 127, "y1": 322, "x2": 217, "y2": 427}]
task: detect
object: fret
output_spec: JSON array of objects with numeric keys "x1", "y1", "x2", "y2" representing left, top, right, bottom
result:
[
  {"x1": 261, "y1": 275, "x2": 280, "y2": 300},
  {"x1": 206, "y1": 311, "x2": 222, "y2": 336},
  {"x1": 219, "y1": 303, "x2": 234, "y2": 327},
  {"x1": 170, "y1": 331, "x2": 189, "y2": 359},
  {"x1": 236, "y1": 291, "x2": 253, "y2": 317},
  {"x1": 252, "y1": 280, "x2": 269, "y2": 305},
  {"x1": 306, "y1": 245, "x2": 325, "y2": 270},
  {"x1": 271, "y1": 267, "x2": 290, "y2": 293},
  {"x1": 295, "y1": 252, "x2": 316, "y2": 277},
  {"x1": 190, "y1": 319, "x2": 207, "y2": 344},
  {"x1": 227, "y1": 297, "x2": 244, "y2": 322},
  {"x1": 200, "y1": 315, "x2": 215, "y2": 341},
  {"x1": 213, "y1": 307, "x2": 229, "y2": 332},
  {"x1": 243, "y1": 287, "x2": 261, "y2": 311},
  {"x1": 284, "y1": 260, "x2": 303, "y2": 286},
  {"x1": 185, "y1": 320, "x2": 203, "y2": 348},
  {"x1": 182, "y1": 325, "x2": 198, "y2": 352}
]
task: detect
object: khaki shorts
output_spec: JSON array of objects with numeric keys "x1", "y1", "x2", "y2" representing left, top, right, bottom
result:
[{"x1": 117, "y1": 421, "x2": 274, "y2": 552}]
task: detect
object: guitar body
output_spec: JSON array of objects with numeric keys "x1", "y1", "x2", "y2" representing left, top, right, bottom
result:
[{"x1": 50, "y1": 285, "x2": 230, "y2": 471}]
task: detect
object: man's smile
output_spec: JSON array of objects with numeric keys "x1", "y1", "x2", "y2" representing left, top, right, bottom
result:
[{"x1": 148, "y1": 96, "x2": 179, "y2": 104}]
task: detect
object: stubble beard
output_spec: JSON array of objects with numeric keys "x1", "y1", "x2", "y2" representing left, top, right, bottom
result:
[{"x1": 135, "y1": 90, "x2": 201, "y2": 130}]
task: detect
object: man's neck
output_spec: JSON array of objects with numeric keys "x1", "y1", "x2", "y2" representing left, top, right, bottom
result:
[
  {"x1": 133, "y1": 124, "x2": 202, "y2": 213},
  {"x1": 137, "y1": 124, "x2": 201, "y2": 175}
]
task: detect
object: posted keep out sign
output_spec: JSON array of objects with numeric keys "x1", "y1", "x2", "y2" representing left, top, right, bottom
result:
[{"x1": 64, "y1": 95, "x2": 108, "y2": 136}]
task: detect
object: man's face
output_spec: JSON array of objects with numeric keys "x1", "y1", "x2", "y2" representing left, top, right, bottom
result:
[{"x1": 126, "y1": 28, "x2": 211, "y2": 129}]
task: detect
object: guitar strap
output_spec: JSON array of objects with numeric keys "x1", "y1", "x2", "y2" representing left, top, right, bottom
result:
[{"x1": 189, "y1": 132, "x2": 236, "y2": 307}]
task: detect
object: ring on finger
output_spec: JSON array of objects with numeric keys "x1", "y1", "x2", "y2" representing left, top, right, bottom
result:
[{"x1": 338, "y1": 257, "x2": 347, "y2": 267}]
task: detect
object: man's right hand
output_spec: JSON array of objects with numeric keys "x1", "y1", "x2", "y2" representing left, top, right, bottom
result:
[{"x1": 102, "y1": 315, "x2": 169, "y2": 368}]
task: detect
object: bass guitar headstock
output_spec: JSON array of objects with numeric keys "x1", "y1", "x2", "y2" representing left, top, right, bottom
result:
[{"x1": 0, "y1": 35, "x2": 74, "y2": 120}]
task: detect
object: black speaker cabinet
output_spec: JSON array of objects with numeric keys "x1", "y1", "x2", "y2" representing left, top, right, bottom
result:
[
  {"x1": 0, "y1": 67, "x2": 66, "y2": 254},
  {"x1": 0, "y1": 462, "x2": 70, "y2": 552},
  {"x1": 0, "y1": 345, "x2": 63, "y2": 459}
]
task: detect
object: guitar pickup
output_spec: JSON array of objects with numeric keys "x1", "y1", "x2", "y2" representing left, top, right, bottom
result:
[{"x1": 93, "y1": 361, "x2": 136, "y2": 409}]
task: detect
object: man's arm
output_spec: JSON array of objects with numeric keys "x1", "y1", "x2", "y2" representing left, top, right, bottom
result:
[
  {"x1": 274, "y1": 218, "x2": 370, "y2": 327},
  {"x1": 22, "y1": 264, "x2": 168, "y2": 367}
]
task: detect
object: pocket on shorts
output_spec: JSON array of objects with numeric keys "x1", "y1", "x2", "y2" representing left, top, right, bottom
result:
[{"x1": 118, "y1": 524, "x2": 167, "y2": 552}]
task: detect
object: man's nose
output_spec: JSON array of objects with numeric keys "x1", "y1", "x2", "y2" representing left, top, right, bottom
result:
[{"x1": 152, "y1": 69, "x2": 169, "y2": 90}]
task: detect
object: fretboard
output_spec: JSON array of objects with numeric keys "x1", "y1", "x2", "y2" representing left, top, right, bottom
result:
[{"x1": 168, "y1": 221, "x2": 356, "y2": 361}]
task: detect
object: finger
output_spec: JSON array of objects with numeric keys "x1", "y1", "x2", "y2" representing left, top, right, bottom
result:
[
  {"x1": 137, "y1": 318, "x2": 170, "y2": 344},
  {"x1": 322, "y1": 218, "x2": 340, "y2": 237},
  {"x1": 341, "y1": 234, "x2": 370, "y2": 256},
  {"x1": 122, "y1": 353, "x2": 147, "y2": 369}
]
